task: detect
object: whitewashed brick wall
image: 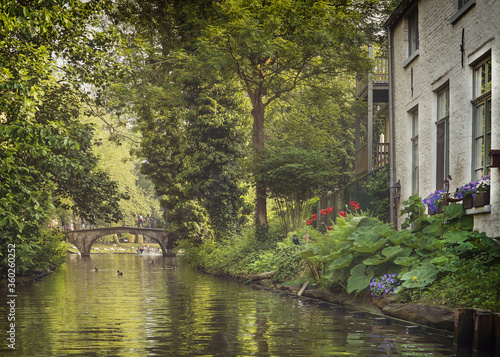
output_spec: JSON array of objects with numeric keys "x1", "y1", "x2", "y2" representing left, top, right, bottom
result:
[{"x1": 390, "y1": 0, "x2": 500, "y2": 236}]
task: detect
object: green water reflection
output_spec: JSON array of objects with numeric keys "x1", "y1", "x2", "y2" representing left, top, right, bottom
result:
[{"x1": 0, "y1": 254, "x2": 465, "y2": 356}]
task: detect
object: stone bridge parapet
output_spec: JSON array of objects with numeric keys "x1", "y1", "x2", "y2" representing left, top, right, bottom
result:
[{"x1": 65, "y1": 227, "x2": 178, "y2": 257}]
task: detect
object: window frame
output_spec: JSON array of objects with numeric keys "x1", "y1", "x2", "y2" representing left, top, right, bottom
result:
[
  {"x1": 407, "y1": 6, "x2": 419, "y2": 57},
  {"x1": 471, "y1": 57, "x2": 492, "y2": 180},
  {"x1": 451, "y1": 0, "x2": 476, "y2": 25},
  {"x1": 436, "y1": 87, "x2": 450, "y2": 190}
]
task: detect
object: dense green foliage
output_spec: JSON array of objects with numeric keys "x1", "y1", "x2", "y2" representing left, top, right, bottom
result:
[
  {"x1": 254, "y1": 146, "x2": 335, "y2": 232},
  {"x1": 415, "y1": 253, "x2": 500, "y2": 311},
  {"x1": 0, "y1": 1, "x2": 126, "y2": 275},
  {"x1": 108, "y1": 0, "x2": 391, "y2": 235},
  {"x1": 108, "y1": 1, "x2": 251, "y2": 243}
]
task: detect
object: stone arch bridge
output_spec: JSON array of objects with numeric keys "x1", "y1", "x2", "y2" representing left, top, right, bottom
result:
[{"x1": 65, "y1": 227, "x2": 178, "y2": 257}]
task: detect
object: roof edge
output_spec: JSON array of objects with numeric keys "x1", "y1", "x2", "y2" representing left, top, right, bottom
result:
[{"x1": 384, "y1": 0, "x2": 417, "y2": 29}]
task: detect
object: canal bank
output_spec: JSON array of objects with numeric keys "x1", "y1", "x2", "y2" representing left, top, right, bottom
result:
[{"x1": 198, "y1": 268, "x2": 456, "y2": 331}]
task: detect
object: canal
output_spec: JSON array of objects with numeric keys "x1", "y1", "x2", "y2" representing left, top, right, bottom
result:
[{"x1": 0, "y1": 254, "x2": 472, "y2": 356}]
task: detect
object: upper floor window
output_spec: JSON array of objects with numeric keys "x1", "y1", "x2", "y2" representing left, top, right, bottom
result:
[
  {"x1": 408, "y1": 7, "x2": 419, "y2": 57},
  {"x1": 451, "y1": 0, "x2": 476, "y2": 24},
  {"x1": 458, "y1": 0, "x2": 474, "y2": 9},
  {"x1": 436, "y1": 87, "x2": 449, "y2": 190},
  {"x1": 472, "y1": 58, "x2": 491, "y2": 180}
]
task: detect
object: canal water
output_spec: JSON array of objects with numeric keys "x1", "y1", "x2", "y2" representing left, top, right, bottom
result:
[{"x1": 0, "y1": 254, "x2": 479, "y2": 356}]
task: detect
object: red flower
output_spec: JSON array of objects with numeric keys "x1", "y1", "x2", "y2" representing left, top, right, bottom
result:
[
  {"x1": 354, "y1": 203, "x2": 360, "y2": 210},
  {"x1": 326, "y1": 206, "x2": 334, "y2": 214},
  {"x1": 320, "y1": 209, "x2": 327, "y2": 215},
  {"x1": 311, "y1": 214, "x2": 317, "y2": 221},
  {"x1": 306, "y1": 220, "x2": 313, "y2": 225},
  {"x1": 349, "y1": 201, "x2": 357, "y2": 207},
  {"x1": 327, "y1": 226, "x2": 333, "y2": 230},
  {"x1": 339, "y1": 211, "x2": 347, "y2": 217}
]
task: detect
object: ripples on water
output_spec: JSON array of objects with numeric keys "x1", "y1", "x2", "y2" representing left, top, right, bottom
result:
[{"x1": 0, "y1": 254, "x2": 472, "y2": 356}]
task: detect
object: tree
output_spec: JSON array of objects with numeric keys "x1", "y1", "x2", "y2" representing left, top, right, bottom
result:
[
  {"x1": 107, "y1": 0, "x2": 252, "y2": 242},
  {"x1": 254, "y1": 146, "x2": 334, "y2": 232},
  {"x1": 168, "y1": 0, "x2": 375, "y2": 228},
  {"x1": 0, "y1": 1, "x2": 125, "y2": 274}
]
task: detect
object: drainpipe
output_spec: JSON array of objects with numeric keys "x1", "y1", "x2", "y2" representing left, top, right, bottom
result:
[
  {"x1": 388, "y1": 28, "x2": 396, "y2": 227},
  {"x1": 368, "y1": 45, "x2": 374, "y2": 173}
]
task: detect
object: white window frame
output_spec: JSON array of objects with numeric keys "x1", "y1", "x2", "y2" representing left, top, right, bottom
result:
[
  {"x1": 472, "y1": 57, "x2": 492, "y2": 180},
  {"x1": 436, "y1": 86, "x2": 450, "y2": 190},
  {"x1": 407, "y1": 6, "x2": 419, "y2": 57}
]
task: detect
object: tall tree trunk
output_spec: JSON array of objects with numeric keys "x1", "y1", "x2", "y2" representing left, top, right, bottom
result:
[{"x1": 250, "y1": 89, "x2": 267, "y2": 227}]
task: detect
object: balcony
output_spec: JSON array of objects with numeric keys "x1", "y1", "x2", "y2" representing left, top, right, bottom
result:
[
  {"x1": 355, "y1": 142, "x2": 390, "y2": 177},
  {"x1": 356, "y1": 58, "x2": 389, "y2": 102}
]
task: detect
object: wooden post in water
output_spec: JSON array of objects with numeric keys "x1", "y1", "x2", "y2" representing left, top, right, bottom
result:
[
  {"x1": 297, "y1": 281, "x2": 309, "y2": 296},
  {"x1": 473, "y1": 312, "x2": 494, "y2": 351},
  {"x1": 454, "y1": 308, "x2": 475, "y2": 346},
  {"x1": 494, "y1": 313, "x2": 500, "y2": 355}
]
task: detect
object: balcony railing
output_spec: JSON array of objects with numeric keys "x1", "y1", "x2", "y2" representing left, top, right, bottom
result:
[
  {"x1": 374, "y1": 142, "x2": 390, "y2": 168},
  {"x1": 355, "y1": 142, "x2": 390, "y2": 177},
  {"x1": 356, "y1": 58, "x2": 389, "y2": 97}
]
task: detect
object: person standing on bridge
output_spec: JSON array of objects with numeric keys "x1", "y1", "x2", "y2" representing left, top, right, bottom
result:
[
  {"x1": 138, "y1": 214, "x2": 144, "y2": 228},
  {"x1": 146, "y1": 214, "x2": 151, "y2": 228}
]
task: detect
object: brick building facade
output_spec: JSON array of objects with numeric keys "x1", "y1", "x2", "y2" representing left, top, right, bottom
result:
[{"x1": 385, "y1": 0, "x2": 500, "y2": 236}]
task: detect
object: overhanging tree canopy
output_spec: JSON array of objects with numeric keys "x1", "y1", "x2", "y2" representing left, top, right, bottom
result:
[{"x1": 0, "y1": 0, "x2": 126, "y2": 273}]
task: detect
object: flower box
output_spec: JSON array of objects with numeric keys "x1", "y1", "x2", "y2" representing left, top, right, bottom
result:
[
  {"x1": 463, "y1": 195, "x2": 473, "y2": 209},
  {"x1": 473, "y1": 191, "x2": 490, "y2": 207}
]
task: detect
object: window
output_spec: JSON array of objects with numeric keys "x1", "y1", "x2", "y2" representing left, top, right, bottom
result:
[
  {"x1": 411, "y1": 110, "x2": 419, "y2": 195},
  {"x1": 436, "y1": 87, "x2": 449, "y2": 190},
  {"x1": 458, "y1": 0, "x2": 474, "y2": 9},
  {"x1": 451, "y1": 0, "x2": 476, "y2": 24},
  {"x1": 472, "y1": 58, "x2": 492, "y2": 180},
  {"x1": 408, "y1": 7, "x2": 419, "y2": 57}
]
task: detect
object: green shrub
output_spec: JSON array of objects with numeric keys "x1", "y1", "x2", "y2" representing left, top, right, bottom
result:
[
  {"x1": 11, "y1": 230, "x2": 67, "y2": 274},
  {"x1": 273, "y1": 242, "x2": 305, "y2": 282},
  {"x1": 415, "y1": 253, "x2": 500, "y2": 311}
]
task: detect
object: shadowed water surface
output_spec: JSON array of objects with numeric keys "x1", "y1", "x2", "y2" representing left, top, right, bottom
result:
[{"x1": 0, "y1": 254, "x2": 484, "y2": 356}]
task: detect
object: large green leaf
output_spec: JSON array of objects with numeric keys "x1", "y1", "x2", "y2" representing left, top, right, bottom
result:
[
  {"x1": 444, "y1": 203, "x2": 464, "y2": 221},
  {"x1": 351, "y1": 233, "x2": 387, "y2": 253},
  {"x1": 328, "y1": 253, "x2": 354, "y2": 270},
  {"x1": 443, "y1": 230, "x2": 469, "y2": 243},
  {"x1": 363, "y1": 254, "x2": 385, "y2": 265},
  {"x1": 422, "y1": 220, "x2": 441, "y2": 235},
  {"x1": 431, "y1": 256, "x2": 449, "y2": 266},
  {"x1": 388, "y1": 230, "x2": 412, "y2": 245},
  {"x1": 362, "y1": 246, "x2": 411, "y2": 266},
  {"x1": 459, "y1": 215, "x2": 474, "y2": 230},
  {"x1": 400, "y1": 263, "x2": 439, "y2": 288},
  {"x1": 347, "y1": 263, "x2": 374, "y2": 293},
  {"x1": 394, "y1": 256, "x2": 416, "y2": 266}
]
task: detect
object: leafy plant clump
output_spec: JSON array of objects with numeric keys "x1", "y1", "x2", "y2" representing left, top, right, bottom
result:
[
  {"x1": 297, "y1": 196, "x2": 499, "y2": 300},
  {"x1": 414, "y1": 253, "x2": 500, "y2": 311}
]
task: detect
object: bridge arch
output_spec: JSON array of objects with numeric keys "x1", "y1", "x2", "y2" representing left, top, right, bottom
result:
[{"x1": 65, "y1": 227, "x2": 177, "y2": 257}]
